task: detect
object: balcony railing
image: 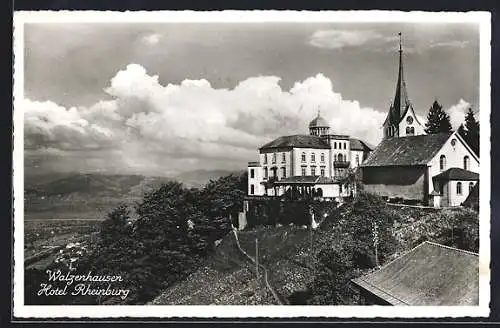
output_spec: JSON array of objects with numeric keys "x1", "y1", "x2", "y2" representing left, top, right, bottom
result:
[{"x1": 333, "y1": 160, "x2": 350, "y2": 168}]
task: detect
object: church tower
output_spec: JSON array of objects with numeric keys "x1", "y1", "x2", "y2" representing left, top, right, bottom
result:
[{"x1": 382, "y1": 33, "x2": 425, "y2": 139}]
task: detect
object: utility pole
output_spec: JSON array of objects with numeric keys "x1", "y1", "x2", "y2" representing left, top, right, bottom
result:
[
  {"x1": 309, "y1": 206, "x2": 313, "y2": 254},
  {"x1": 255, "y1": 238, "x2": 259, "y2": 280}
]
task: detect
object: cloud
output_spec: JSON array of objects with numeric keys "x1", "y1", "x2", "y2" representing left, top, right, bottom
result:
[
  {"x1": 309, "y1": 29, "x2": 397, "y2": 49},
  {"x1": 141, "y1": 33, "x2": 161, "y2": 45},
  {"x1": 447, "y1": 98, "x2": 471, "y2": 129},
  {"x1": 430, "y1": 40, "x2": 469, "y2": 49},
  {"x1": 24, "y1": 64, "x2": 387, "y2": 175}
]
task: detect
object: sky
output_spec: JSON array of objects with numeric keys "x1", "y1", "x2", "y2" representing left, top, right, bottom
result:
[{"x1": 22, "y1": 22, "x2": 480, "y2": 177}]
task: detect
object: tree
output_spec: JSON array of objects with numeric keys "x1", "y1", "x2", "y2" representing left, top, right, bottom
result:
[
  {"x1": 424, "y1": 100, "x2": 453, "y2": 134},
  {"x1": 463, "y1": 108, "x2": 480, "y2": 156},
  {"x1": 341, "y1": 192, "x2": 398, "y2": 267},
  {"x1": 308, "y1": 242, "x2": 359, "y2": 304}
]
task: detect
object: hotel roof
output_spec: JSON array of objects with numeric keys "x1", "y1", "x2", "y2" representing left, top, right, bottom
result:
[{"x1": 259, "y1": 135, "x2": 330, "y2": 150}]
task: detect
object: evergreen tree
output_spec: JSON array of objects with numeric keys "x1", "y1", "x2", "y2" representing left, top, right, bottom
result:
[
  {"x1": 424, "y1": 100, "x2": 453, "y2": 134},
  {"x1": 464, "y1": 108, "x2": 480, "y2": 156}
]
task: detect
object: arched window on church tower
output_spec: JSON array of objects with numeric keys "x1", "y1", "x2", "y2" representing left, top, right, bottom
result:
[{"x1": 464, "y1": 156, "x2": 470, "y2": 171}]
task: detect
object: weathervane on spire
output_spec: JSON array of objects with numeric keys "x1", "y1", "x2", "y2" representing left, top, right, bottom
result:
[{"x1": 398, "y1": 32, "x2": 402, "y2": 52}]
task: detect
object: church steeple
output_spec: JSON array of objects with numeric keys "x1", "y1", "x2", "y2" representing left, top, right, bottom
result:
[
  {"x1": 389, "y1": 32, "x2": 411, "y2": 126},
  {"x1": 383, "y1": 32, "x2": 417, "y2": 139}
]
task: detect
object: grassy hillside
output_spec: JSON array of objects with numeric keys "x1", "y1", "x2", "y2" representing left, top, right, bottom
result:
[
  {"x1": 151, "y1": 198, "x2": 479, "y2": 305},
  {"x1": 151, "y1": 224, "x2": 325, "y2": 305},
  {"x1": 150, "y1": 231, "x2": 276, "y2": 305}
]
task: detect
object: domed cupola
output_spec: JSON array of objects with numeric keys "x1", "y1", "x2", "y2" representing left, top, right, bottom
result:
[{"x1": 309, "y1": 111, "x2": 330, "y2": 136}]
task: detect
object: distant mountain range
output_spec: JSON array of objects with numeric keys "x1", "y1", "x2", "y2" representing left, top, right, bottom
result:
[
  {"x1": 25, "y1": 169, "x2": 240, "y2": 196},
  {"x1": 24, "y1": 169, "x2": 241, "y2": 221},
  {"x1": 176, "y1": 169, "x2": 244, "y2": 188}
]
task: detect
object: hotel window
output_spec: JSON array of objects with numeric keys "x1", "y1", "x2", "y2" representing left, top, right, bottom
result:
[
  {"x1": 250, "y1": 184, "x2": 255, "y2": 195},
  {"x1": 311, "y1": 153, "x2": 316, "y2": 162},
  {"x1": 264, "y1": 167, "x2": 268, "y2": 179},
  {"x1": 311, "y1": 166, "x2": 316, "y2": 176},
  {"x1": 334, "y1": 142, "x2": 337, "y2": 149},
  {"x1": 264, "y1": 154, "x2": 267, "y2": 164},
  {"x1": 469, "y1": 182, "x2": 474, "y2": 192},
  {"x1": 250, "y1": 169, "x2": 254, "y2": 179},
  {"x1": 281, "y1": 167, "x2": 286, "y2": 178},
  {"x1": 464, "y1": 156, "x2": 470, "y2": 171},
  {"x1": 301, "y1": 152, "x2": 306, "y2": 162},
  {"x1": 301, "y1": 166, "x2": 307, "y2": 176},
  {"x1": 344, "y1": 143, "x2": 347, "y2": 150},
  {"x1": 272, "y1": 153, "x2": 277, "y2": 164},
  {"x1": 456, "y1": 182, "x2": 462, "y2": 195},
  {"x1": 320, "y1": 167, "x2": 325, "y2": 177},
  {"x1": 356, "y1": 154, "x2": 360, "y2": 166},
  {"x1": 337, "y1": 153, "x2": 344, "y2": 162},
  {"x1": 440, "y1": 155, "x2": 446, "y2": 171},
  {"x1": 320, "y1": 153, "x2": 324, "y2": 162},
  {"x1": 282, "y1": 152, "x2": 286, "y2": 163}
]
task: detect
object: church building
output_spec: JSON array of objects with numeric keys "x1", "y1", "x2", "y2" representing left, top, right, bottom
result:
[{"x1": 360, "y1": 34, "x2": 480, "y2": 207}]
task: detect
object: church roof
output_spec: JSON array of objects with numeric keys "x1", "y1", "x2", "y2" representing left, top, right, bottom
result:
[
  {"x1": 351, "y1": 241, "x2": 479, "y2": 305},
  {"x1": 259, "y1": 135, "x2": 330, "y2": 150},
  {"x1": 350, "y1": 138, "x2": 374, "y2": 151},
  {"x1": 433, "y1": 168, "x2": 479, "y2": 181},
  {"x1": 309, "y1": 112, "x2": 330, "y2": 128},
  {"x1": 361, "y1": 133, "x2": 451, "y2": 167}
]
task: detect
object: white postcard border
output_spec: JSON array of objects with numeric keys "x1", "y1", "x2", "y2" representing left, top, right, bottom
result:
[{"x1": 12, "y1": 10, "x2": 491, "y2": 319}]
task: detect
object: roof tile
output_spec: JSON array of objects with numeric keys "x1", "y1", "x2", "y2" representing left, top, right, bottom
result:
[
  {"x1": 351, "y1": 241, "x2": 478, "y2": 305},
  {"x1": 260, "y1": 135, "x2": 330, "y2": 150},
  {"x1": 362, "y1": 133, "x2": 451, "y2": 167},
  {"x1": 433, "y1": 168, "x2": 479, "y2": 181}
]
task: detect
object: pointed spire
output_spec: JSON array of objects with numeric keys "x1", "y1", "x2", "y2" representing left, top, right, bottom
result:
[
  {"x1": 389, "y1": 32, "x2": 411, "y2": 126},
  {"x1": 399, "y1": 32, "x2": 402, "y2": 52}
]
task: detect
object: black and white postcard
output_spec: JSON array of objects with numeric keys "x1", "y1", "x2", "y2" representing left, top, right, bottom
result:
[{"x1": 12, "y1": 10, "x2": 491, "y2": 318}]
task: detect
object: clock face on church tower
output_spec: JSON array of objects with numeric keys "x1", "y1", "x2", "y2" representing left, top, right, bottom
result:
[{"x1": 406, "y1": 116, "x2": 414, "y2": 125}]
